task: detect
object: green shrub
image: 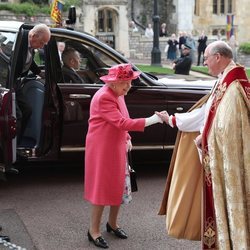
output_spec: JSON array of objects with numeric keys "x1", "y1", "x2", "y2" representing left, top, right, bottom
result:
[
  {"x1": 0, "y1": 3, "x2": 50, "y2": 16},
  {"x1": 0, "y1": 0, "x2": 81, "y2": 17},
  {"x1": 239, "y1": 43, "x2": 250, "y2": 54}
]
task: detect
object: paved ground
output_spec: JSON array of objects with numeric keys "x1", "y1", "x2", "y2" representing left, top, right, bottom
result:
[{"x1": 0, "y1": 163, "x2": 202, "y2": 250}]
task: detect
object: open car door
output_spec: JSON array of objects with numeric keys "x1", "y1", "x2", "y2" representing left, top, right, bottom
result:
[
  {"x1": 0, "y1": 22, "x2": 23, "y2": 173},
  {"x1": 0, "y1": 90, "x2": 16, "y2": 172}
]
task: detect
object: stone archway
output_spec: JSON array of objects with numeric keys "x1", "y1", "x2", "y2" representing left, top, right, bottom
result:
[{"x1": 82, "y1": 1, "x2": 130, "y2": 57}]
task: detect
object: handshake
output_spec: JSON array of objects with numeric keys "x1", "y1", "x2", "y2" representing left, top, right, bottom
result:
[{"x1": 145, "y1": 111, "x2": 170, "y2": 127}]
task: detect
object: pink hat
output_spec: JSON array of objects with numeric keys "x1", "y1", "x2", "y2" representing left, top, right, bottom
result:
[{"x1": 100, "y1": 63, "x2": 140, "y2": 83}]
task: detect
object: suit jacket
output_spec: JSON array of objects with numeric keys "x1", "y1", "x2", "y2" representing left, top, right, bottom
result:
[
  {"x1": 178, "y1": 36, "x2": 186, "y2": 50},
  {"x1": 174, "y1": 54, "x2": 192, "y2": 75},
  {"x1": 197, "y1": 36, "x2": 207, "y2": 52},
  {"x1": 62, "y1": 65, "x2": 85, "y2": 83},
  {"x1": 15, "y1": 30, "x2": 41, "y2": 80}
]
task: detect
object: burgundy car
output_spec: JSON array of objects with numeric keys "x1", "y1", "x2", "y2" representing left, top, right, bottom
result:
[{"x1": 0, "y1": 21, "x2": 213, "y2": 173}]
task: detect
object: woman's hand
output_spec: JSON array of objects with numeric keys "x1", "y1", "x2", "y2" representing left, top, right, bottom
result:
[
  {"x1": 145, "y1": 114, "x2": 163, "y2": 127},
  {"x1": 155, "y1": 111, "x2": 169, "y2": 124}
]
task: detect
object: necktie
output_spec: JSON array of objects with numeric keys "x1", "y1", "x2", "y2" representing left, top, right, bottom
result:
[{"x1": 23, "y1": 47, "x2": 33, "y2": 73}]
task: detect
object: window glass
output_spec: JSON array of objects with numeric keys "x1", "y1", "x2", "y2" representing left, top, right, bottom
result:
[
  {"x1": 98, "y1": 10, "x2": 104, "y2": 32},
  {"x1": 0, "y1": 31, "x2": 16, "y2": 57},
  {"x1": 107, "y1": 10, "x2": 113, "y2": 32},
  {"x1": 0, "y1": 31, "x2": 16, "y2": 88},
  {"x1": 213, "y1": 0, "x2": 217, "y2": 14},
  {"x1": 98, "y1": 9, "x2": 115, "y2": 33},
  {"x1": 220, "y1": 0, "x2": 225, "y2": 13},
  {"x1": 54, "y1": 35, "x2": 144, "y2": 86},
  {"x1": 0, "y1": 56, "x2": 8, "y2": 88},
  {"x1": 228, "y1": 0, "x2": 233, "y2": 13}
]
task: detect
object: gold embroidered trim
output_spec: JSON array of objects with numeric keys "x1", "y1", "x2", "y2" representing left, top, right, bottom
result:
[
  {"x1": 203, "y1": 152, "x2": 212, "y2": 186},
  {"x1": 204, "y1": 216, "x2": 216, "y2": 248}
]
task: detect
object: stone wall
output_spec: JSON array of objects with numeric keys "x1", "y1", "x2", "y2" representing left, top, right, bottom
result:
[
  {"x1": 128, "y1": 31, "x2": 250, "y2": 67},
  {"x1": 237, "y1": 53, "x2": 250, "y2": 67},
  {"x1": 128, "y1": 31, "x2": 169, "y2": 60}
]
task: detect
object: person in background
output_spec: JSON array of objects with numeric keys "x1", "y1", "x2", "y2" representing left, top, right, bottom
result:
[
  {"x1": 166, "y1": 33, "x2": 179, "y2": 61},
  {"x1": 57, "y1": 41, "x2": 65, "y2": 63},
  {"x1": 15, "y1": 23, "x2": 51, "y2": 146},
  {"x1": 61, "y1": 47, "x2": 86, "y2": 83},
  {"x1": 157, "y1": 40, "x2": 250, "y2": 249},
  {"x1": 185, "y1": 32, "x2": 196, "y2": 63},
  {"x1": 172, "y1": 44, "x2": 192, "y2": 75},
  {"x1": 84, "y1": 63, "x2": 163, "y2": 249},
  {"x1": 178, "y1": 31, "x2": 187, "y2": 57},
  {"x1": 197, "y1": 30, "x2": 207, "y2": 66},
  {"x1": 159, "y1": 23, "x2": 167, "y2": 37},
  {"x1": 228, "y1": 35, "x2": 238, "y2": 62},
  {"x1": 144, "y1": 23, "x2": 154, "y2": 38},
  {"x1": 129, "y1": 21, "x2": 138, "y2": 33}
]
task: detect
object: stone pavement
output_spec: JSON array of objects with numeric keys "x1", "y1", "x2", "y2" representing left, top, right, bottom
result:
[{"x1": 0, "y1": 164, "x2": 202, "y2": 250}]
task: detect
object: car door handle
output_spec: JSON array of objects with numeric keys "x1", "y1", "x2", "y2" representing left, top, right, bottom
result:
[
  {"x1": 176, "y1": 107, "x2": 184, "y2": 111},
  {"x1": 69, "y1": 94, "x2": 91, "y2": 99}
]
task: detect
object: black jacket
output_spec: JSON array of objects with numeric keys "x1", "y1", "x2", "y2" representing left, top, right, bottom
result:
[
  {"x1": 174, "y1": 54, "x2": 192, "y2": 75},
  {"x1": 62, "y1": 65, "x2": 85, "y2": 83},
  {"x1": 15, "y1": 30, "x2": 41, "y2": 80}
]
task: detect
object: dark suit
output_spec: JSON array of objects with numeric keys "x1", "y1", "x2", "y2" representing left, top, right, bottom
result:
[
  {"x1": 15, "y1": 30, "x2": 41, "y2": 144},
  {"x1": 15, "y1": 30, "x2": 41, "y2": 79},
  {"x1": 178, "y1": 36, "x2": 186, "y2": 50},
  {"x1": 197, "y1": 35, "x2": 207, "y2": 66},
  {"x1": 174, "y1": 54, "x2": 192, "y2": 75},
  {"x1": 62, "y1": 65, "x2": 85, "y2": 83}
]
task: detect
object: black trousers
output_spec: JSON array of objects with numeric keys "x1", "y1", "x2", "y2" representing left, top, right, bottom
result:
[{"x1": 197, "y1": 49, "x2": 205, "y2": 66}]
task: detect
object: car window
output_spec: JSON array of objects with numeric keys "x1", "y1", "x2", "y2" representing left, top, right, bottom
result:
[
  {"x1": 0, "y1": 31, "x2": 16, "y2": 57},
  {"x1": 52, "y1": 33, "x2": 144, "y2": 85},
  {"x1": 54, "y1": 37, "x2": 110, "y2": 84},
  {"x1": 0, "y1": 56, "x2": 8, "y2": 88},
  {"x1": 0, "y1": 31, "x2": 16, "y2": 88}
]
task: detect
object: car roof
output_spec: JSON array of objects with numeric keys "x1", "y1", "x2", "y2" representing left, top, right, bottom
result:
[{"x1": 0, "y1": 21, "x2": 23, "y2": 32}]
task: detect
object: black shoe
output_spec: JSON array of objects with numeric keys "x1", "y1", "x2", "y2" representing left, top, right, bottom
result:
[
  {"x1": 106, "y1": 223, "x2": 128, "y2": 239},
  {"x1": 0, "y1": 235, "x2": 10, "y2": 242},
  {"x1": 87, "y1": 231, "x2": 109, "y2": 248}
]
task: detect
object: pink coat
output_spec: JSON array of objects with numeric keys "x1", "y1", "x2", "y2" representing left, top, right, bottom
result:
[{"x1": 84, "y1": 85, "x2": 145, "y2": 205}]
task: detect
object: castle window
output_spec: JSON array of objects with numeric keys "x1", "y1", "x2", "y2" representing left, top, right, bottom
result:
[
  {"x1": 220, "y1": 0, "x2": 225, "y2": 13},
  {"x1": 98, "y1": 9, "x2": 114, "y2": 33},
  {"x1": 228, "y1": 0, "x2": 233, "y2": 13},
  {"x1": 213, "y1": 0, "x2": 217, "y2": 14},
  {"x1": 212, "y1": 0, "x2": 234, "y2": 14}
]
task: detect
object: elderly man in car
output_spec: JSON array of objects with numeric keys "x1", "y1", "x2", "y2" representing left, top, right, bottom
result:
[{"x1": 61, "y1": 47, "x2": 87, "y2": 83}]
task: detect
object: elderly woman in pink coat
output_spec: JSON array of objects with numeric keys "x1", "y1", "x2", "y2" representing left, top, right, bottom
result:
[{"x1": 84, "y1": 63, "x2": 162, "y2": 248}]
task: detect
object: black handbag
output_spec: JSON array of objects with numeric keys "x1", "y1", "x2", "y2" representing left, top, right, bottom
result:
[
  {"x1": 128, "y1": 151, "x2": 138, "y2": 192},
  {"x1": 129, "y1": 167, "x2": 138, "y2": 192}
]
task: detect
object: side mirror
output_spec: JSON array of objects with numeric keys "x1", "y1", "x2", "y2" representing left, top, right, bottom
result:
[{"x1": 66, "y1": 6, "x2": 76, "y2": 25}]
